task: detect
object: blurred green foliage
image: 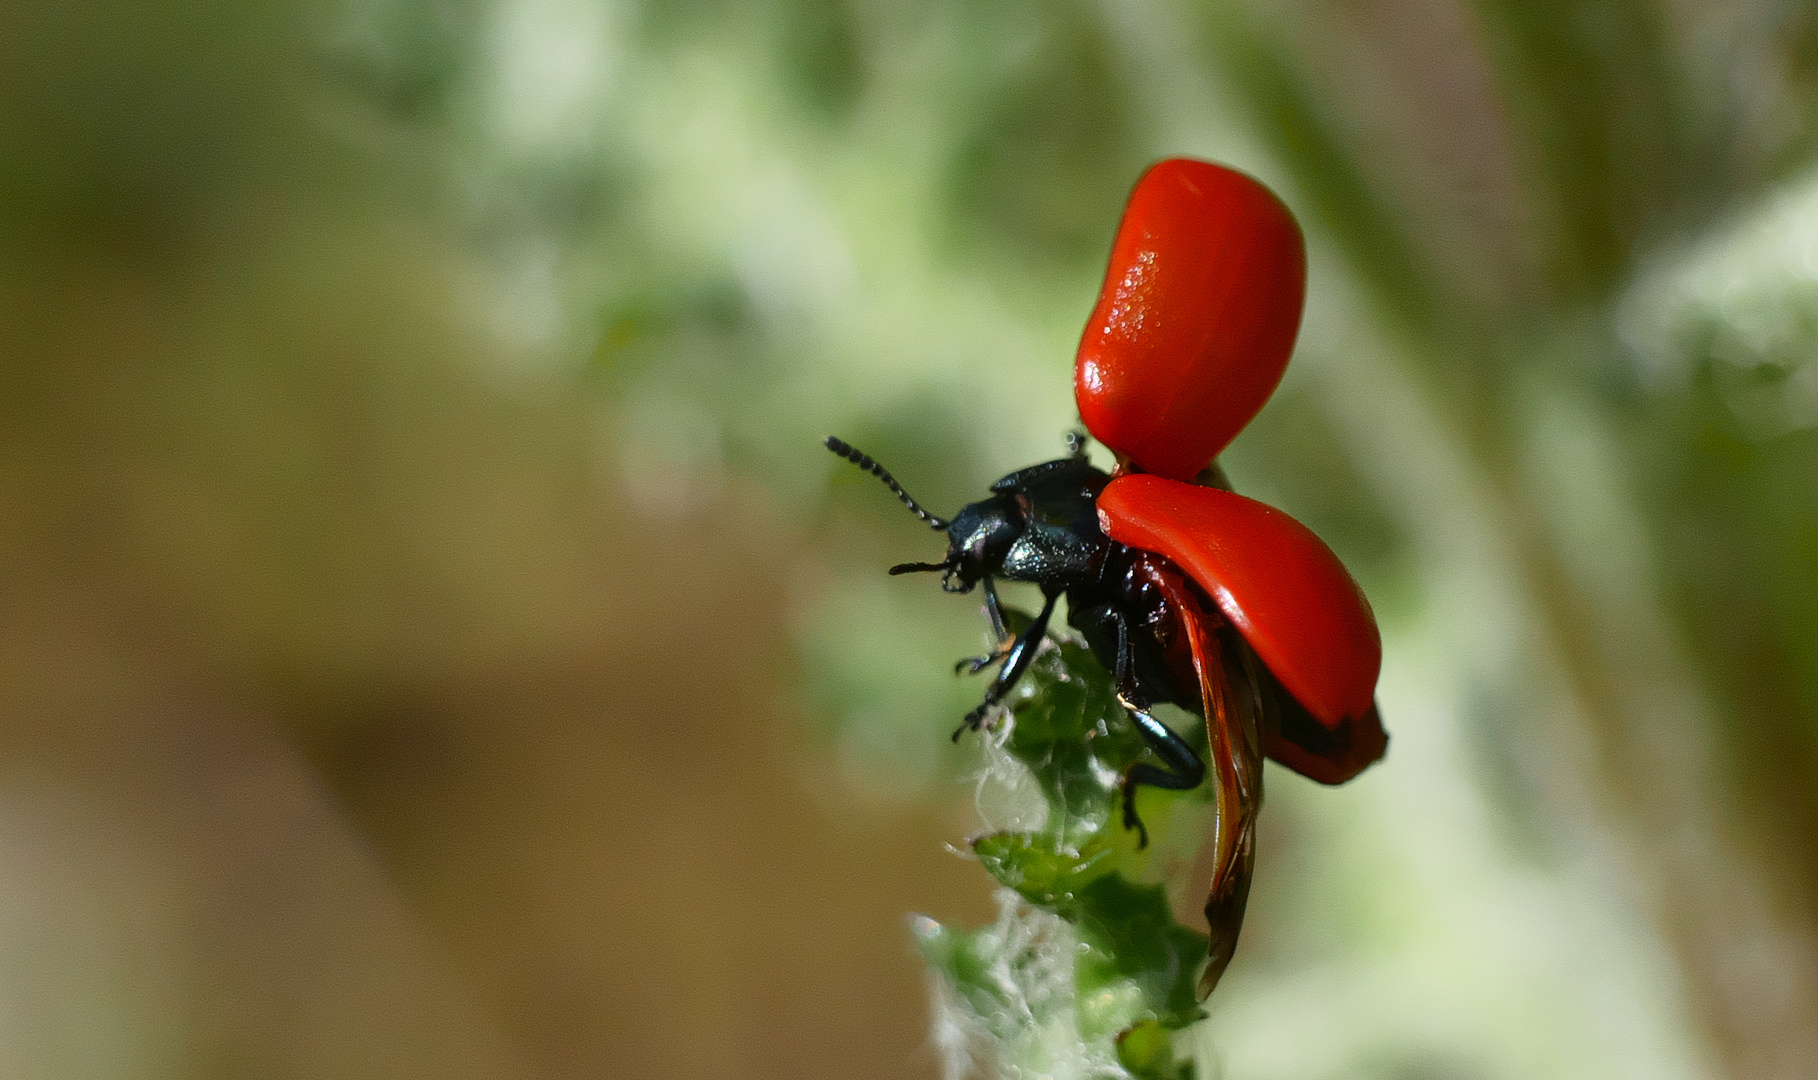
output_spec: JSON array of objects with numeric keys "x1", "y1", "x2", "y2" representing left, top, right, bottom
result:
[{"x1": 7, "y1": 0, "x2": 1818, "y2": 1076}]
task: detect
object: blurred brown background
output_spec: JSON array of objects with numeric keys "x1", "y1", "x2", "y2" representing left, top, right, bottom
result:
[{"x1": 3, "y1": 1, "x2": 1818, "y2": 1078}]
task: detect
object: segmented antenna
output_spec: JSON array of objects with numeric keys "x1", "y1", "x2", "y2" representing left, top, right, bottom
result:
[{"x1": 824, "y1": 436, "x2": 949, "y2": 530}]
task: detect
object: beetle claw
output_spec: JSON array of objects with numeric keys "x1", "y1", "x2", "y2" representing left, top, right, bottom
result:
[
  {"x1": 952, "y1": 706, "x2": 987, "y2": 742},
  {"x1": 1121, "y1": 786, "x2": 1151, "y2": 849},
  {"x1": 955, "y1": 648, "x2": 1010, "y2": 675}
]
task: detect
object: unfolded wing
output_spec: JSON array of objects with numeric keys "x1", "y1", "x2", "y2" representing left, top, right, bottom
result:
[{"x1": 1158, "y1": 575, "x2": 1262, "y2": 999}]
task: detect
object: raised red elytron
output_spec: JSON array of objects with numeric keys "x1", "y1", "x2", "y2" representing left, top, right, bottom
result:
[
  {"x1": 827, "y1": 157, "x2": 1386, "y2": 997},
  {"x1": 1076, "y1": 158, "x2": 1307, "y2": 483}
]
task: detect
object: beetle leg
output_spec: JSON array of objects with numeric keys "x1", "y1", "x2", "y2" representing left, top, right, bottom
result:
[
  {"x1": 982, "y1": 577, "x2": 1009, "y2": 639},
  {"x1": 952, "y1": 587, "x2": 1060, "y2": 740},
  {"x1": 955, "y1": 579, "x2": 1014, "y2": 674},
  {"x1": 1120, "y1": 709, "x2": 1206, "y2": 848},
  {"x1": 1110, "y1": 613, "x2": 1206, "y2": 848},
  {"x1": 955, "y1": 652, "x2": 1010, "y2": 674},
  {"x1": 1111, "y1": 607, "x2": 1137, "y2": 694}
]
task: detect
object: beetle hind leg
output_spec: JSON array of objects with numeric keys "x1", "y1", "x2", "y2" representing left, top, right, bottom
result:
[
  {"x1": 1108, "y1": 613, "x2": 1205, "y2": 847},
  {"x1": 1119, "y1": 707, "x2": 1206, "y2": 848}
]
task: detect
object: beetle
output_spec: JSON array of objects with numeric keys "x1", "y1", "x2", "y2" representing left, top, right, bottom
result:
[{"x1": 826, "y1": 158, "x2": 1387, "y2": 996}]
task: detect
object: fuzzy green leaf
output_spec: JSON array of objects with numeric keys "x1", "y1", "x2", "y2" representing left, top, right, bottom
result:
[
  {"x1": 1000, "y1": 639, "x2": 1144, "y2": 828},
  {"x1": 920, "y1": 623, "x2": 1215, "y2": 1077},
  {"x1": 1069, "y1": 874, "x2": 1209, "y2": 1032}
]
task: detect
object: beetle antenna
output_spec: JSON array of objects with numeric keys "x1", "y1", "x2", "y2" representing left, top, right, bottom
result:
[
  {"x1": 824, "y1": 437, "x2": 950, "y2": 531},
  {"x1": 888, "y1": 561, "x2": 950, "y2": 575}
]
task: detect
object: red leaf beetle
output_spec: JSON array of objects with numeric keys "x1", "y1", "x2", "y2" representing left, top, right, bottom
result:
[{"x1": 827, "y1": 157, "x2": 1387, "y2": 996}]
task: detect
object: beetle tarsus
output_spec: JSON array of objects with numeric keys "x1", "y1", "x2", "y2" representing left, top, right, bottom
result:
[
  {"x1": 1122, "y1": 788, "x2": 1151, "y2": 848},
  {"x1": 956, "y1": 651, "x2": 1006, "y2": 675},
  {"x1": 951, "y1": 708, "x2": 984, "y2": 742}
]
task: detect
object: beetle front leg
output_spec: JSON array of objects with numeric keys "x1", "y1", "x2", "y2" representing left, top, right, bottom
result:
[
  {"x1": 953, "y1": 587, "x2": 1060, "y2": 740},
  {"x1": 955, "y1": 579, "x2": 1014, "y2": 674}
]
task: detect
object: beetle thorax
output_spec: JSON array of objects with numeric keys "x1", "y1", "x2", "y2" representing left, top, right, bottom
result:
[{"x1": 935, "y1": 457, "x2": 1111, "y2": 592}]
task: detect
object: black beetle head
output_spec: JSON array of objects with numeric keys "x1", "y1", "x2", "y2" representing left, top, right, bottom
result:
[
  {"x1": 932, "y1": 493, "x2": 1024, "y2": 592},
  {"x1": 884, "y1": 493, "x2": 1024, "y2": 592}
]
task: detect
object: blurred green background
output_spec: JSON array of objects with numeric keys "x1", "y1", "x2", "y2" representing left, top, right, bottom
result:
[{"x1": 3, "y1": 0, "x2": 1817, "y2": 1077}]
